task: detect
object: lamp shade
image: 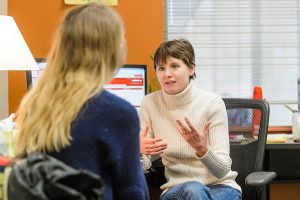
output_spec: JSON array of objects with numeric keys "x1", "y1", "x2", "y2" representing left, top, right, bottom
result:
[{"x1": 0, "y1": 15, "x2": 38, "y2": 70}]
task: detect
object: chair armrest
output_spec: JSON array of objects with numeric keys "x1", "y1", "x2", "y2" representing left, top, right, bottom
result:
[{"x1": 245, "y1": 171, "x2": 276, "y2": 187}]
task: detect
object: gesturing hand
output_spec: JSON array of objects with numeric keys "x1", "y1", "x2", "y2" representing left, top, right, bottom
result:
[
  {"x1": 176, "y1": 118, "x2": 210, "y2": 157},
  {"x1": 140, "y1": 125, "x2": 167, "y2": 155}
]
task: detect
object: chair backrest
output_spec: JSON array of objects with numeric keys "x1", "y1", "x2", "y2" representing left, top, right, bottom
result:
[{"x1": 223, "y1": 98, "x2": 270, "y2": 200}]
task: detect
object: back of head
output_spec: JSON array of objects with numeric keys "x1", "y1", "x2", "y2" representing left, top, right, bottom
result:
[
  {"x1": 16, "y1": 3, "x2": 125, "y2": 155},
  {"x1": 51, "y1": 2, "x2": 125, "y2": 78}
]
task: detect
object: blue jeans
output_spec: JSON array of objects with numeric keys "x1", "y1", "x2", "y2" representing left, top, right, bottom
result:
[{"x1": 160, "y1": 181, "x2": 241, "y2": 200}]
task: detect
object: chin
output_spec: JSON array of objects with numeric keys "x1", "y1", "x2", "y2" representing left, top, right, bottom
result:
[
  {"x1": 163, "y1": 86, "x2": 183, "y2": 95},
  {"x1": 164, "y1": 89, "x2": 178, "y2": 95}
]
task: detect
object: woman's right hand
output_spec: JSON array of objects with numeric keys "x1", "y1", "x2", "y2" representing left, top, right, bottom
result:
[{"x1": 140, "y1": 125, "x2": 167, "y2": 155}]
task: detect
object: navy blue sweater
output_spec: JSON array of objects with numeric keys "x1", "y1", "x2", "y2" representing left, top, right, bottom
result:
[{"x1": 49, "y1": 91, "x2": 149, "y2": 200}]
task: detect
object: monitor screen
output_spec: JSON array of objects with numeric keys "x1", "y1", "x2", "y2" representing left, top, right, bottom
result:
[
  {"x1": 103, "y1": 65, "x2": 147, "y2": 111},
  {"x1": 26, "y1": 58, "x2": 47, "y2": 89},
  {"x1": 26, "y1": 62, "x2": 147, "y2": 110}
]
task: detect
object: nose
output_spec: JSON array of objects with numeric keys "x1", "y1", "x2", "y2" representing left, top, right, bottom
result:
[{"x1": 164, "y1": 68, "x2": 172, "y2": 77}]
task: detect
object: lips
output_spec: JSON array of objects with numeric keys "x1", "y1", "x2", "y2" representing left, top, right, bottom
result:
[{"x1": 165, "y1": 81, "x2": 176, "y2": 85}]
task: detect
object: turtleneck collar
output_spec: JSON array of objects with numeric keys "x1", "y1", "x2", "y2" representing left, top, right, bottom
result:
[{"x1": 161, "y1": 81, "x2": 196, "y2": 108}]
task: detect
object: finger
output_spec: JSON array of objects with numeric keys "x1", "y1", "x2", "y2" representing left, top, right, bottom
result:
[
  {"x1": 151, "y1": 142, "x2": 167, "y2": 149},
  {"x1": 145, "y1": 141, "x2": 167, "y2": 149},
  {"x1": 145, "y1": 143, "x2": 154, "y2": 150},
  {"x1": 145, "y1": 148, "x2": 156, "y2": 155},
  {"x1": 144, "y1": 137, "x2": 164, "y2": 144},
  {"x1": 177, "y1": 125, "x2": 186, "y2": 136},
  {"x1": 146, "y1": 146, "x2": 167, "y2": 155},
  {"x1": 146, "y1": 150, "x2": 163, "y2": 156},
  {"x1": 151, "y1": 145, "x2": 167, "y2": 152},
  {"x1": 176, "y1": 119, "x2": 184, "y2": 128},
  {"x1": 176, "y1": 120, "x2": 189, "y2": 132},
  {"x1": 184, "y1": 118, "x2": 197, "y2": 132},
  {"x1": 140, "y1": 125, "x2": 149, "y2": 138},
  {"x1": 157, "y1": 150, "x2": 167, "y2": 155}
]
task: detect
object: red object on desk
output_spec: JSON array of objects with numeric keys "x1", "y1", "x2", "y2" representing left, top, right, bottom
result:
[
  {"x1": 252, "y1": 86, "x2": 263, "y2": 140},
  {"x1": 253, "y1": 86, "x2": 263, "y2": 99}
]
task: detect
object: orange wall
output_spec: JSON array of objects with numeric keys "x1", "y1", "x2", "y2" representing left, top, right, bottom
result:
[{"x1": 8, "y1": 0, "x2": 163, "y2": 113}]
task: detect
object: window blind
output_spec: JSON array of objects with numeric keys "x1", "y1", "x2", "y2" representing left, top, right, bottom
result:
[
  {"x1": 165, "y1": 0, "x2": 300, "y2": 125},
  {"x1": 165, "y1": 0, "x2": 300, "y2": 103}
]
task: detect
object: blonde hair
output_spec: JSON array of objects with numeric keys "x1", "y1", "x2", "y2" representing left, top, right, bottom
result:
[{"x1": 16, "y1": 3, "x2": 125, "y2": 155}]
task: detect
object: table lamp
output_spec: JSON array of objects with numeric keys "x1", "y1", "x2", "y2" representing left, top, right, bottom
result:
[
  {"x1": 0, "y1": 15, "x2": 38, "y2": 70},
  {"x1": 0, "y1": 15, "x2": 38, "y2": 120}
]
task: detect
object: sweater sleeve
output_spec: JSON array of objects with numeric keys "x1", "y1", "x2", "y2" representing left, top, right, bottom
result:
[
  {"x1": 109, "y1": 106, "x2": 149, "y2": 200},
  {"x1": 139, "y1": 96, "x2": 152, "y2": 135},
  {"x1": 196, "y1": 96, "x2": 232, "y2": 179},
  {"x1": 139, "y1": 97, "x2": 153, "y2": 170}
]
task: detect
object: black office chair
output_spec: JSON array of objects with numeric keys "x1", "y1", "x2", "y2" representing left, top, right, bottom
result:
[{"x1": 223, "y1": 98, "x2": 276, "y2": 200}]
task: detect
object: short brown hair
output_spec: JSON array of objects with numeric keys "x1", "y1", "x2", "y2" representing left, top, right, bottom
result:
[{"x1": 153, "y1": 39, "x2": 196, "y2": 79}]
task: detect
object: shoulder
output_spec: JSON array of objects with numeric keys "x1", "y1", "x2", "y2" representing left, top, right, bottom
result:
[
  {"x1": 141, "y1": 90, "x2": 162, "y2": 104},
  {"x1": 140, "y1": 90, "x2": 163, "y2": 110},
  {"x1": 191, "y1": 86, "x2": 226, "y2": 112},
  {"x1": 194, "y1": 87, "x2": 222, "y2": 103},
  {"x1": 101, "y1": 90, "x2": 135, "y2": 108},
  {"x1": 143, "y1": 90, "x2": 161, "y2": 100},
  {"x1": 196, "y1": 87, "x2": 218, "y2": 99},
  {"x1": 84, "y1": 90, "x2": 138, "y2": 119}
]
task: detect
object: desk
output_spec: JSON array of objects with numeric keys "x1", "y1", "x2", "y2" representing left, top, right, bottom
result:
[
  {"x1": 265, "y1": 142, "x2": 300, "y2": 200},
  {"x1": 266, "y1": 142, "x2": 300, "y2": 182}
]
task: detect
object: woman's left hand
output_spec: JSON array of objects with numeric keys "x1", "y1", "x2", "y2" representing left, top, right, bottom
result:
[{"x1": 176, "y1": 118, "x2": 210, "y2": 157}]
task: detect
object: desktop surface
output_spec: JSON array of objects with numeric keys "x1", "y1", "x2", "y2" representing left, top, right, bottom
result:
[
  {"x1": 265, "y1": 135, "x2": 300, "y2": 181},
  {"x1": 266, "y1": 133, "x2": 300, "y2": 149}
]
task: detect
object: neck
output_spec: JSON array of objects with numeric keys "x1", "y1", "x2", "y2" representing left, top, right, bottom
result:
[{"x1": 162, "y1": 81, "x2": 196, "y2": 108}]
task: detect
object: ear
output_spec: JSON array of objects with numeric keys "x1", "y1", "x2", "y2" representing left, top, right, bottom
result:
[{"x1": 189, "y1": 64, "x2": 195, "y2": 77}]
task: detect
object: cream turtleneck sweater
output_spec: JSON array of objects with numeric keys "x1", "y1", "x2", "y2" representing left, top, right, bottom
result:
[{"x1": 140, "y1": 81, "x2": 241, "y2": 192}]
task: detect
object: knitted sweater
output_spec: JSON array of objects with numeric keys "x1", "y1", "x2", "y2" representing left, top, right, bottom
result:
[
  {"x1": 49, "y1": 91, "x2": 149, "y2": 200},
  {"x1": 140, "y1": 82, "x2": 241, "y2": 192}
]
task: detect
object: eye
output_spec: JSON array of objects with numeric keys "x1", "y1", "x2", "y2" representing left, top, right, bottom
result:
[
  {"x1": 157, "y1": 66, "x2": 164, "y2": 71},
  {"x1": 171, "y1": 64, "x2": 179, "y2": 69}
]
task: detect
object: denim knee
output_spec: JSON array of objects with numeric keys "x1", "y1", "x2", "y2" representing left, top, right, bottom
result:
[
  {"x1": 161, "y1": 181, "x2": 212, "y2": 200},
  {"x1": 181, "y1": 181, "x2": 210, "y2": 197}
]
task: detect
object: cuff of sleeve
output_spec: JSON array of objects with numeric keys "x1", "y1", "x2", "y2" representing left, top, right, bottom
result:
[
  {"x1": 194, "y1": 146, "x2": 211, "y2": 160},
  {"x1": 194, "y1": 146, "x2": 231, "y2": 179},
  {"x1": 142, "y1": 154, "x2": 152, "y2": 171}
]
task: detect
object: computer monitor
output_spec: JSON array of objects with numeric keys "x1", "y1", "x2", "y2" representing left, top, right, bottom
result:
[
  {"x1": 26, "y1": 62, "x2": 147, "y2": 110},
  {"x1": 103, "y1": 65, "x2": 147, "y2": 111}
]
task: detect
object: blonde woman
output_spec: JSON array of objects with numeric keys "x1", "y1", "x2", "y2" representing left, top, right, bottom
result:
[{"x1": 16, "y1": 3, "x2": 149, "y2": 200}]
